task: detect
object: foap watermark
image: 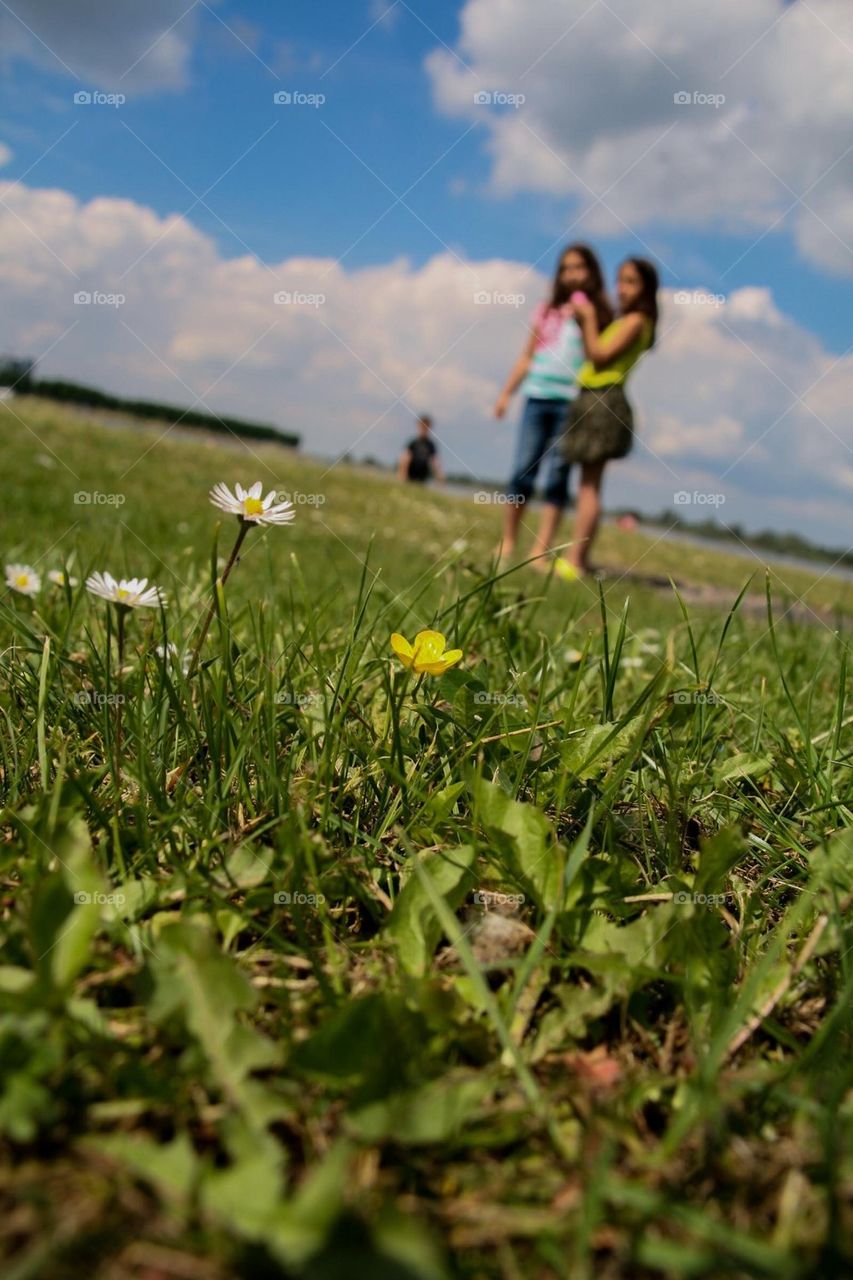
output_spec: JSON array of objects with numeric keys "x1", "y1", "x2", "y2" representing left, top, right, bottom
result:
[
  {"x1": 473, "y1": 90, "x2": 525, "y2": 109},
  {"x1": 474, "y1": 491, "x2": 523, "y2": 505},
  {"x1": 672, "y1": 690, "x2": 724, "y2": 706},
  {"x1": 274, "y1": 890, "x2": 326, "y2": 906},
  {"x1": 273, "y1": 290, "x2": 326, "y2": 307},
  {"x1": 275, "y1": 691, "x2": 321, "y2": 708},
  {"x1": 73, "y1": 890, "x2": 126, "y2": 906},
  {"x1": 73, "y1": 690, "x2": 127, "y2": 708},
  {"x1": 74, "y1": 89, "x2": 125, "y2": 108},
  {"x1": 473, "y1": 691, "x2": 527, "y2": 708},
  {"x1": 673, "y1": 490, "x2": 726, "y2": 507},
  {"x1": 73, "y1": 290, "x2": 125, "y2": 308},
  {"x1": 74, "y1": 490, "x2": 125, "y2": 506},
  {"x1": 273, "y1": 90, "x2": 325, "y2": 107},
  {"x1": 673, "y1": 90, "x2": 725, "y2": 109},
  {"x1": 276, "y1": 489, "x2": 326, "y2": 507},
  {"x1": 472, "y1": 890, "x2": 526, "y2": 907},
  {"x1": 474, "y1": 290, "x2": 526, "y2": 308},
  {"x1": 673, "y1": 891, "x2": 730, "y2": 907},
  {"x1": 673, "y1": 290, "x2": 725, "y2": 308}
]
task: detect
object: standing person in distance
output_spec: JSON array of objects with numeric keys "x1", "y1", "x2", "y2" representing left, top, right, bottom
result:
[
  {"x1": 493, "y1": 244, "x2": 612, "y2": 567},
  {"x1": 556, "y1": 257, "x2": 659, "y2": 580},
  {"x1": 398, "y1": 414, "x2": 445, "y2": 486}
]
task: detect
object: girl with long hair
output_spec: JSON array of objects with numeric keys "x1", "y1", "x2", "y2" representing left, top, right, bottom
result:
[
  {"x1": 555, "y1": 257, "x2": 659, "y2": 580},
  {"x1": 493, "y1": 244, "x2": 612, "y2": 565}
]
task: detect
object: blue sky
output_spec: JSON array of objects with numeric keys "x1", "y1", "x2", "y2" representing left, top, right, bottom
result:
[
  {"x1": 2, "y1": 0, "x2": 850, "y2": 345},
  {"x1": 1, "y1": 1, "x2": 852, "y2": 542}
]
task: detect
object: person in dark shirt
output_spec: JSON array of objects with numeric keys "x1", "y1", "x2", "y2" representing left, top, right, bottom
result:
[{"x1": 398, "y1": 415, "x2": 444, "y2": 485}]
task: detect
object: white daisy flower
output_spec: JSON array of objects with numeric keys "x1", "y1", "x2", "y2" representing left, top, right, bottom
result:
[
  {"x1": 155, "y1": 642, "x2": 191, "y2": 674},
  {"x1": 5, "y1": 564, "x2": 41, "y2": 597},
  {"x1": 209, "y1": 481, "x2": 295, "y2": 526},
  {"x1": 86, "y1": 571, "x2": 166, "y2": 610},
  {"x1": 47, "y1": 569, "x2": 79, "y2": 588}
]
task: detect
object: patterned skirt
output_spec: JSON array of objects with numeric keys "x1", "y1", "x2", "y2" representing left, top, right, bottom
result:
[{"x1": 560, "y1": 384, "x2": 635, "y2": 465}]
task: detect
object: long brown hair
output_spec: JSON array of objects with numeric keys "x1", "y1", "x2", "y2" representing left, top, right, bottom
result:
[
  {"x1": 622, "y1": 257, "x2": 659, "y2": 347},
  {"x1": 548, "y1": 242, "x2": 612, "y2": 329}
]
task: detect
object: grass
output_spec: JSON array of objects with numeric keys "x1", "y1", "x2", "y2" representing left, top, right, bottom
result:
[{"x1": 0, "y1": 396, "x2": 851, "y2": 1279}]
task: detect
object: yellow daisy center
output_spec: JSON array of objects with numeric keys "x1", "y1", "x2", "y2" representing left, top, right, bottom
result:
[
  {"x1": 243, "y1": 497, "x2": 265, "y2": 516},
  {"x1": 117, "y1": 587, "x2": 129, "y2": 599},
  {"x1": 16, "y1": 575, "x2": 29, "y2": 587}
]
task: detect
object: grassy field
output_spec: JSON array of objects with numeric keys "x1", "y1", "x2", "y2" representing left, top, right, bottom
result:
[{"x1": 0, "y1": 396, "x2": 851, "y2": 1280}]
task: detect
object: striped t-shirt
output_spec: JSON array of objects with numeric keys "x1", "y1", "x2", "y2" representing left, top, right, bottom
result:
[{"x1": 520, "y1": 302, "x2": 583, "y2": 402}]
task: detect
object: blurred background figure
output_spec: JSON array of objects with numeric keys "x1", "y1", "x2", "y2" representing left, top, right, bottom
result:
[
  {"x1": 398, "y1": 414, "x2": 444, "y2": 485},
  {"x1": 492, "y1": 244, "x2": 612, "y2": 567},
  {"x1": 556, "y1": 257, "x2": 659, "y2": 581}
]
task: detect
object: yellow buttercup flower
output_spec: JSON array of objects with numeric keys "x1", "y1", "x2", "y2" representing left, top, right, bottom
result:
[{"x1": 390, "y1": 629, "x2": 463, "y2": 676}]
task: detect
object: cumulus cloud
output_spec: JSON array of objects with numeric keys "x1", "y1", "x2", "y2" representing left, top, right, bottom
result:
[
  {"x1": 369, "y1": 1, "x2": 402, "y2": 31},
  {"x1": 0, "y1": 177, "x2": 851, "y2": 543},
  {"x1": 427, "y1": 0, "x2": 853, "y2": 274},
  {"x1": 0, "y1": 0, "x2": 198, "y2": 92}
]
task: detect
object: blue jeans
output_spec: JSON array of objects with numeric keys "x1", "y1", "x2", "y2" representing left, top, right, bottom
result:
[{"x1": 506, "y1": 397, "x2": 572, "y2": 510}]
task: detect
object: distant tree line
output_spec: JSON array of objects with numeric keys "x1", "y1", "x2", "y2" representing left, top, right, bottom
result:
[
  {"x1": 649, "y1": 510, "x2": 853, "y2": 570},
  {"x1": 0, "y1": 361, "x2": 300, "y2": 449}
]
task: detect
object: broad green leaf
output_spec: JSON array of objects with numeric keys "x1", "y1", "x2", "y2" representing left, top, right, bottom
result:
[
  {"x1": 0, "y1": 966, "x2": 34, "y2": 995},
  {"x1": 371, "y1": 1211, "x2": 452, "y2": 1280},
  {"x1": 107, "y1": 876, "x2": 163, "y2": 922},
  {"x1": 574, "y1": 908, "x2": 676, "y2": 985},
  {"x1": 223, "y1": 844, "x2": 274, "y2": 888},
  {"x1": 90, "y1": 1132, "x2": 198, "y2": 1205},
  {"x1": 810, "y1": 828, "x2": 853, "y2": 897},
  {"x1": 200, "y1": 1124, "x2": 286, "y2": 1238},
  {"x1": 693, "y1": 827, "x2": 747, "y2": 896},
  {"x1": 149, "y1": 922, "x2": 280, "y2": 1128},
  {"x1": 265, "y1": 1140, "x2": 355, "y2": 1267},
  {"x1": 423, "y1": 781, "x2": 466, "y2": 821},
  {"x1": 291, "y1": 995, "x2": 432, "y2": 1103},
  {"x1": 472, "y1": 779, "x2": 560, "y2": 908},
  {"x1": 387, "y1": 845, "x2": 476, "y2": 976},
  {"x1": 713, "y1": 753, "x2": 773, "y2": 784},
  {"x1": 28, "y1": 814, "x2": 102, "y2": 990},
  {"x1": 561, "y1": 717, "x2": 645, "y2": 780},
  {"x1": 530, "y1": 985, "x2": 616, "y2": 1056},
  {"x1": 0, "y1": 1072, "x2": 56, "y2": 1142},
  {"x1": 346, "y1": 1071, "x2": 491, "y2": 1144}
]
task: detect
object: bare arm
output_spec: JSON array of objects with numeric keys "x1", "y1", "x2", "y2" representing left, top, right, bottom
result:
[
  {"x1": 397, "y1": 449, "x2": 411, "y2": 481},
  {"x1": 576, "y1": 308, "x2": 644, "y2": 370},
  {"x1": 493, "y1": 327, "x2": 539, "y2": 418},
  {"x1": 432, "y1": 451, "x2": 445, "y2": 485}
]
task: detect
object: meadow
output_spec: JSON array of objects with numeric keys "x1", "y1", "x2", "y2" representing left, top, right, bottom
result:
[{"x1": 0, "y1": 395, "x2": 851, "y2": 1279}]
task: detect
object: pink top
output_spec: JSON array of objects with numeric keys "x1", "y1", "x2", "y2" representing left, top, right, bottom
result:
[{"x1": 521, "y1": 302, "x2": 583, "y2": 401}]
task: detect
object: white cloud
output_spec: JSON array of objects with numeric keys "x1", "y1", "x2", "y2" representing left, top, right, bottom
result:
[
  {"x1": 0, "y1": 143, "x2": 12, "y2": 168},
  {"x1": 0, "y1": 0, "x2": 198, "y2": 92},
  {"x1": 724, "y1": 288, "x2": 784, "y2": 328},
  {"x1": 370, "y1": 1, "x2": 402, "y2": 31},
  {"x1": 650, "y1": 412, "x2": 745, "y2": 460},
  {"x1": 427, "y1": 0, "x2": 853, "y2": 274},
  {"x1": 0, "y1": 177, "x2": 851, "y2": 543}
]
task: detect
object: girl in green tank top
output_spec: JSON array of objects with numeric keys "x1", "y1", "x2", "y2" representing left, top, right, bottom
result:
[
  {"x1": 577, "y1": 315, "x2": 653, "y2": 388},
  {"x1": 554, "y1": 258, "x2": 659, "y2": 582}
]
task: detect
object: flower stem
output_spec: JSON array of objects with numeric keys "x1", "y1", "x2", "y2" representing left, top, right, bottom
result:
[
  {"x1": 188, "y1": 521, "x2": 249, "y2": 677},
  {"x1": 391, "y1": 673, "x2": 404, "y2": 778},
  {"x1": 115, "y1": 605, "x2": 126, "y2": 778}
]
